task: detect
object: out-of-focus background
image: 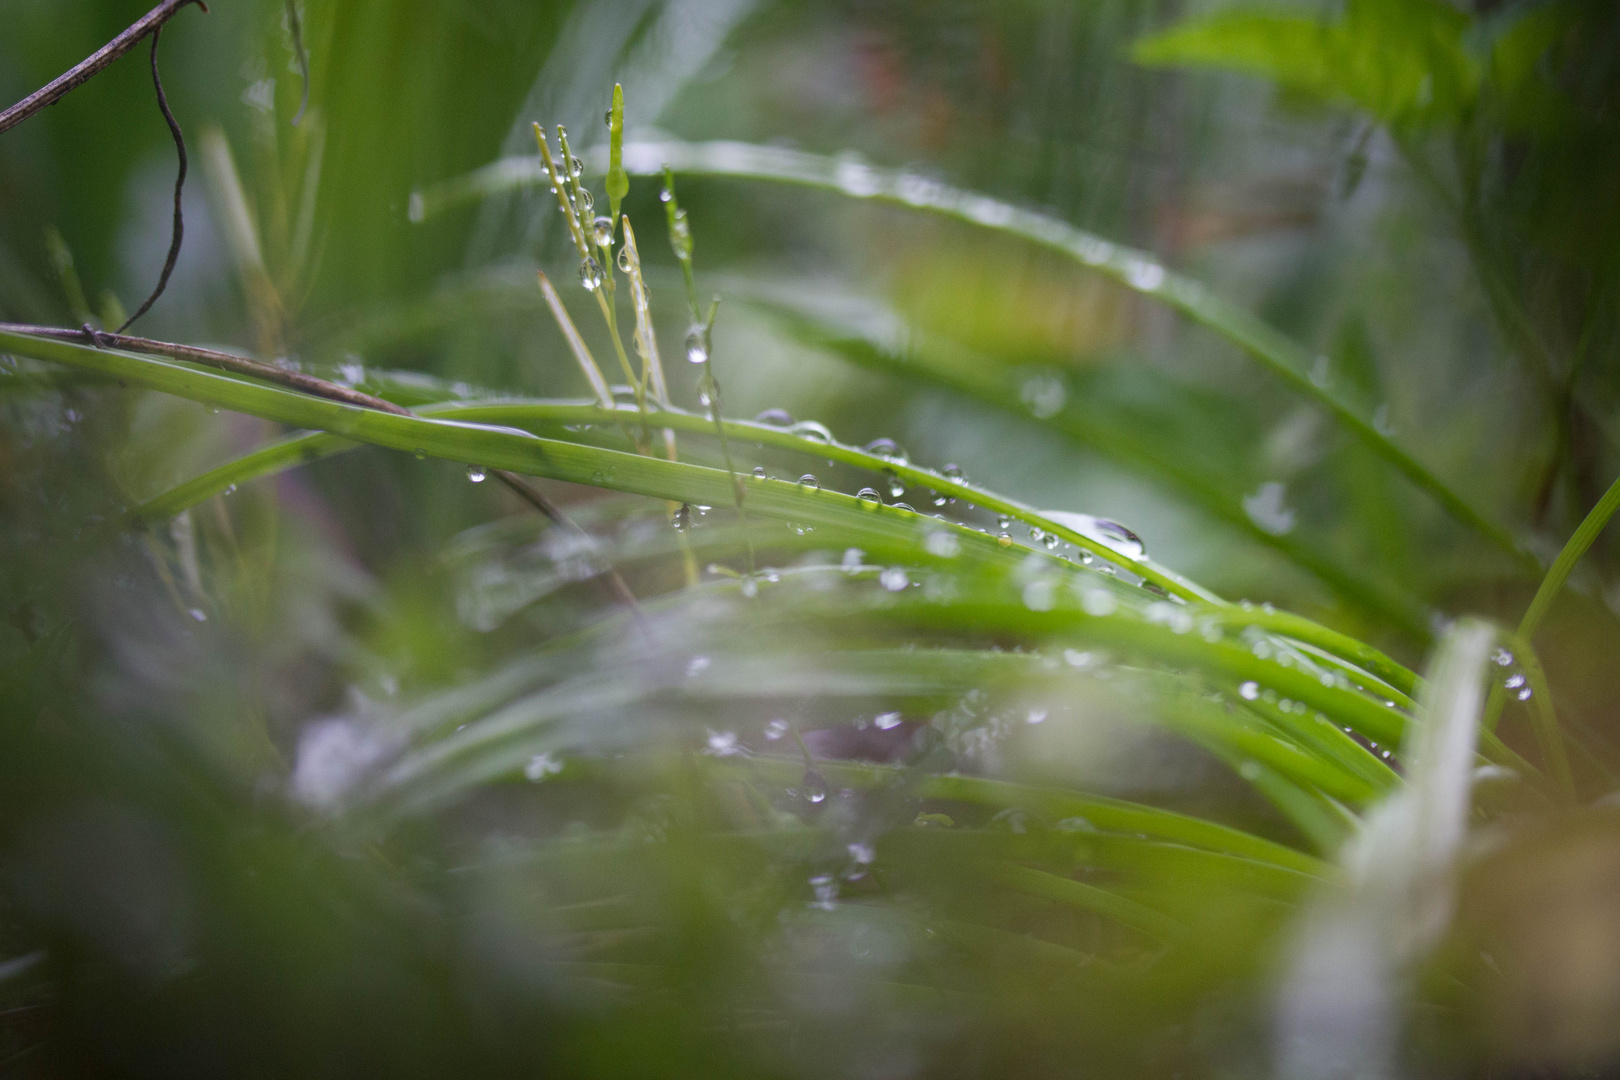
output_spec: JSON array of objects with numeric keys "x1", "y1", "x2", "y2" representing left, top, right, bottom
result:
[{"x1": 2, "y1": 0, "x2": 1619, "y2": 1076}]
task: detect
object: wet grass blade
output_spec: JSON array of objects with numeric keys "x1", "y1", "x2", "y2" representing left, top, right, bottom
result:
[{"x1": 411, "y1": 140, "x2": 1537, "y2": 573}]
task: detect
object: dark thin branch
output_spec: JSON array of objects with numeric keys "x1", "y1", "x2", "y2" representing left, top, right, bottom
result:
[
  {"x1": 0, "y1": 0, "x2": 207, "y2": 136},
  {"x1": 117, "y1": 26, "x2": 188, "y2": 333},
  {"x1": 0, "y1": 322, "x2": 646, "y2": 619},
  {"x1": 285, "y1": 0, "x2": 310, "y2": 126}
]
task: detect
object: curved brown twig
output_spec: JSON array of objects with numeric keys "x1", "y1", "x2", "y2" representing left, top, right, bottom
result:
[
  {"x1": 0, "y1": 0, "x2": 207, "y2": 136},
  {"x1": 117, "y1": 26, "x2": 188, "y2": 332}
]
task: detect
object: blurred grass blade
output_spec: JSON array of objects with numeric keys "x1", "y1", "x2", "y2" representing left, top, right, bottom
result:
[
  {"x1": 1278, "y1": 617, "x2": 1496, "y2": 1080},
  {"x1": 1516, "y1": 470, "x2": 1620, "y2": 641}
]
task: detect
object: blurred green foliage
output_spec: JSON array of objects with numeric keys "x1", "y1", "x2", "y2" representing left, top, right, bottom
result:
[{"x1": 3, "y1": 0, "x2": 1620, "y2": 1077}]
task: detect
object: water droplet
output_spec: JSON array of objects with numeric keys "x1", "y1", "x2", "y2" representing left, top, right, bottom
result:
[
  {"x1": 591, "y1": 215, "x2": 614, "y2": 248},
  {"x1": 670, "y1": 209, "x2": 693, "y2": 260},
  {"x1": 765, "y1": 718, "x2": 789, "y2": 740},
  {"x1": 879, "y1": 567, "x2": 909, "y2": 591},
  {"x1": 684, "y1": 326, "x2": 709, "y2": 364},
  {"x1": 856, "y1": 487, "x2": 882, "y2": 506},
  {"x1": 1063, "y1": 649, "x2": 1094, "y2": 669},
  {"x1": 579, "y1": 256, "x2": 604, "y2": 291},
  {"x1": 891, "y1": 501, "x2": 916, "y2": 513},
  {"x1": 686, "y1": 655, "x2": 711, "y2": 678},
  {"x1": 942, "y1": 464, "x2": 966, "y2": 484},
  {"x1": 997, "y1": 532, "x2": 1012, "y2": 547},
  {"x1": 1070, "y1": 583, "x2": 1115, "y2": 616},
  {"x1": 1372, "y1": 403, "x2": 1395, "y2": 437},
  {"x1": 1492, "y1": 647, "x2": 1514, "y2": 667},
  {"x1": 672, "y1": 504, "x2": 691, "y2": 531},
  {"x1": 705, "y1": 730, "x2": 740, "y2": 756},
  {"x1": 1504, "y1": 673, "x2": 1526, "y2": 690},
  {"x1": 874, "y1": 712, "x2": 903, "y2": 731},
  {"x1": 788, "y1": 420, "x2": 834, "y2": 443},
  {"x1": 998, "y1": 515, "x2": 1013, "y2": 530},
  {"x1": 924, "y1": 531, "x2": 960, "y2": 558},
  {"x1": 797, "y1": 474, "x2": 819, "y2": 490},
  {"x1": 1020, "y1": 373, "x2": 1066, "y2": 418},
  {"x1": 568, "y1": 155, "x2": 583, "y2": 178},
  {"x1": 188, "y1": 608, "x2": 208, "y2": 622},
  {"x1": 659, "y1": 188, "x2": 672, "y2": 203},
  {"x1": 1022, "y1": 580, "x2": 1056, "y2": 611},
  {"x1": 1092, "y1": 519, "x2": 1145, "y2": 560},
  {"x1": 1125, "y1": 259, "x2": 1166, "y2": 292},
  {"x1": 809, "y1": 873, "x2": 837, "y2": 909},
  {"x1": 616, "y1": 246, "x2": 632, "y2": 272},
  {"x1": 886, "y1": 473, "x2": 905, "y2": 499},
  {"x1": 413, "y1": 448, "x2": 426, "y2": 460},
  {"x1": 1239, "y1": 760, "x2": 1263, "y2": 781},
  {"x1": 1517, "y1": 686, "x2": 1533, "y2": 701},
  {"x1": 752, "y1": 466, "x2": 768, "y2": 479},
  {"x1": 1239, "y1": 681, "x2": 1260, "y2": 701},
  {"x1": 466, "y1": 465, "x2": 486, "y2": 483},
  {"x1": 1310, "y1": 355, "x2": 1332, "y2": 388},
  {"x1": 754, "y1": 408, "x2": 793, "y2": 426},
  {"x1": 1042, "y1": 533, "x2": 1059, "y2": 550},
  {"x1": 525, "y1": 752, "x2": 563, "y2": 781},
  {"x1": 576, "y1": 188, "x2": 594, "y2": 214},
  {"x1": 802, "y1": 768, "x2": 828, "y2": 804},
  {"x1": 863, "y1": 438, "x2": 908, "y2": 464},
  {"x1": 841, "y1": 548, "x2": 864, "y2": 572}
]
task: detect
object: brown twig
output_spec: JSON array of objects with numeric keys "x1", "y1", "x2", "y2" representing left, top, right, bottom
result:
[
  {"x1": 117, "y1": 26, "x2": 188, "y2": 332},
  {"x1": 0, "y1": 0, "x2": 207, "y2": 136},
  {"x1": 0, "y1": 321, "x2": 646, "y2": 618}
]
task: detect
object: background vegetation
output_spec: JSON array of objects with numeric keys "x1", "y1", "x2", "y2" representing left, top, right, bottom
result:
[{"x1": 1, "y1": 0, "x2": 1618, "y2": 1076}]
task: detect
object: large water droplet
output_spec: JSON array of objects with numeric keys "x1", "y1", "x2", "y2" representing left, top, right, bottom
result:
[
  {"x1": 802, "y1": 768, "x2": 828, "y2": 804},
  {"x1": 591, "y1": 216, "x2": 614, "y2": 248},
  {"x1": 886, "y1": 472, "x2": 905, "y2": 499},
  {"x1": 879, "y1": 567, "x2": 909, "y2": 591},
  {"x1": 576, "y1": 188, "x2": 593, "y2": 215},
  {"x1": 791, "y1": 423, "x2": 834, "y2": 447},
  {"x1": 863, "y1": 438, "x2": 908, "y2": 464},
  {"x1": 466, "y1": 465, "x2": 486, "y2": 483},
  {"x1": 798, "y1": 474, "x2": 819, "y2": 490},
  {"x1": 1239, "y1": 681, "x2": 1260, "y2": 701},
  {"x1": 856, "y1": 487, "x2": 882, "y2": 507},
  {"x1": 616, "y1": 246, "x2": 633, "y2": 273},
  {"x1": 1041, "y1": 510, "x2": 1147, "y2": 560},
  {"x1": 754, "y1": 408, "x2": 793, "y2": 426},
  {"x1": 685, "y1": 326, "x2": 710, "y2": 364},
  {"x1": 670, "y1": 209, "x2": 693, "y2": 260},
  {"x1": 752, "y1": 466, "x2": 768, "y2": 479},
  {"x1": 579, "y1": 256, "x2": 604, "y2": 291}
]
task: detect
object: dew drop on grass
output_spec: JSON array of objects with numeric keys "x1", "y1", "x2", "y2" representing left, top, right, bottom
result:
[
  {"x1": 924, "y1": 531, "x2": 960, "y2": 558},
  {"x1": 576, "y1": 189, "x2": 594, "y2": 215},
  {"x1": 754, "y1": 408, "x2": 793, "y2": 426},
  {"x1": 879, "y1": 567, "x2": 909, "y2": 591},
  {"x1": 1517, "y1": 686, "x2": 1533, "y2": 701},
  {"x1": 659, "y1": 188, "x2": 672, "y2": 203},
  {"x1": 568, "y1": 155, "x2": 583, "y2": 178},
  {"x1": 591, "y1": 216, "x2": 614, "y2": 248},
  {"x1": 524, "y1": 752, "x2": 564, "y2": 781},
  {"x1": 616, "y1": 246, "x2": 632, "y2": 272},
  {"x1": 1492, "y1": 647, "x2": 1515, "y2": 667},
  {"x1": 798, "y1": 474, "x2": 819, "y2": 490},
  {"x1": 684, "y1": 326, "x2": 709, "y2": 364},
  {"x1": 942, "y1": 463, "x2": 965, "y2": 483},
  {"x1": 887, "y1": 473, "x2": 905, "y2": 499},
  {"x1": 1043, "y1": 534, "x2": 1060, "y2": 550},
  {"x1": 997, "y1": 532, "x2": 1012, "y2": 547},
  {"x1": 765, "y1": 718, "x2": 789, "y2": 740},
  {"x1": 466, "y1": 465, "x2": 486, "y2": 483},
  {"x1": 189, "y1": 608, "x2": 207, "y2": 622},
  {"x1": 686, "y1": 655, "x2": 711, "y2": 678},
  {"x1": 1239, "y1": 681, "x2": 1260, "y2": 700},
  {"x1": 863, "y1": 438, "x2": 908, "y2": 464},
  {"x1": 705, "y1": 730, "x2": 740, "y2": 756},
  {"x1": 809, "y1": 874, "x2": 837, "y2": 909},
  {"x1": 579, "y1": 257, "x2": 604, "y2": 291},
  {"x1": 788, "y1": 420, "x2": 833, "y2": 443},
  {"x1": 1125, "y1": 259, "x2": 1166, "y2": 292},
  {"x1": 1022, "y1": 580, "x2": 1056, "y2": 611},
  {"x1": 802, "y1": 768, "x2": 828, "y2": 804},
  {"x1": 670, "y1": 209, "x2": 693, "y2": 260},
  {"x1": 856, "y1": 487, "x2": 882, "y2": 506},
  {"x1": 891, "y1": 502, "x2": 915, "y2": 513},
  {"x1": 752, "y1": 466, "x2": 768, "y2": 479},
  {"x1": 874, "y1": 712, "x2": 902, "y2": 731},
  {"x1": 1505, "y1": 673, "x2": 1526, "y2": 690}
]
